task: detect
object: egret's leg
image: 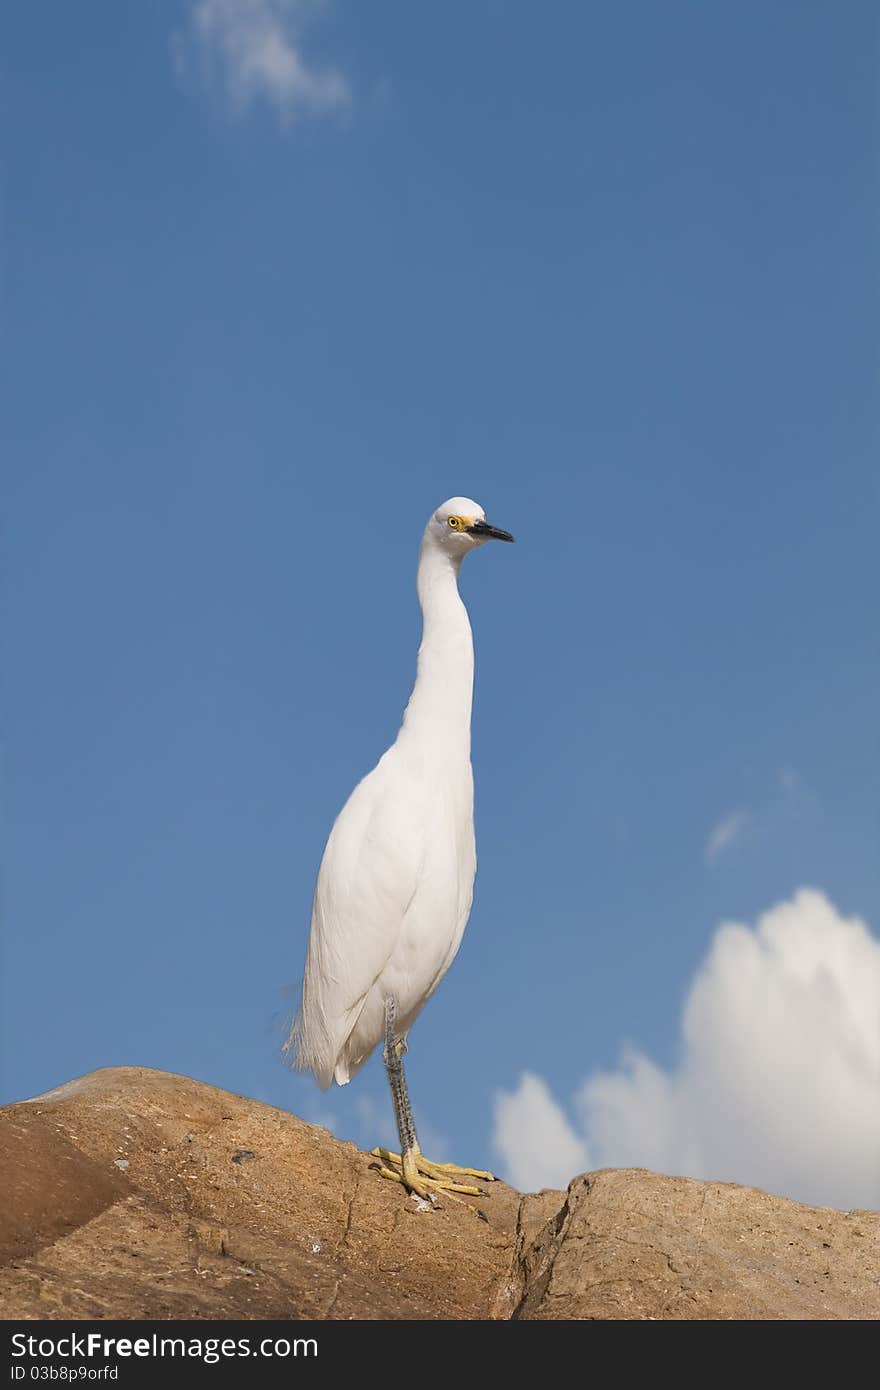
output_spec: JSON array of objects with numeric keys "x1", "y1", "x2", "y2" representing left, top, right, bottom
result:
[
  {"x1": 372, "y1": 998, "x2": 495, "y2": 1201},
  {"x1": 383, "y1": 997, "x2": 418, "y2": 1160}
]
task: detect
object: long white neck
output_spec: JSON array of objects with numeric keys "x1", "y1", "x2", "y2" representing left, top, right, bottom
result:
[{"x1": 397, "y1": 537, "x2": 474, "y2": 755}]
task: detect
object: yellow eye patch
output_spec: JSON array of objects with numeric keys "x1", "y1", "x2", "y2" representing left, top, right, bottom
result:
[{"x1": 447, "y1": 515, "x2": 474, "y2": 531}]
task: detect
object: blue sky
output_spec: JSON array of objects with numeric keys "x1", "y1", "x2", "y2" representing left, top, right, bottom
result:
[{"x1": 3, "y1": 2, "x2": 877, "y2": 1206}]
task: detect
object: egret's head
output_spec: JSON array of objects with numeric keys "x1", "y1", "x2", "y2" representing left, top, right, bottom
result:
[{"x1": 428, "y1": 497, "x2": 515, "y2": 553}]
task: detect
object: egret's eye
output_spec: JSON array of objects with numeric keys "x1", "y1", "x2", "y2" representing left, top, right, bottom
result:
[{"x1": 448, "y1": 516, "x2": 462, "y2": 530}]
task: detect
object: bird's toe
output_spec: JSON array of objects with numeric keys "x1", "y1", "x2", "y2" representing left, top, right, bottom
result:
[{"x1": 369, "y1": 1146, "x2": 491, "y2": 1203}]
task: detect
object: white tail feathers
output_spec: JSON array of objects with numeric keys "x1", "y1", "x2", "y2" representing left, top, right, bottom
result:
[{"x1": 283, "y1": 1005, "x2": 336, "y2": 1092}]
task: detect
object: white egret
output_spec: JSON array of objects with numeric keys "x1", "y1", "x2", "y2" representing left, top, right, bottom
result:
[{"x1": 289, "y1": 497, "x2": 514, "y2": 1199}]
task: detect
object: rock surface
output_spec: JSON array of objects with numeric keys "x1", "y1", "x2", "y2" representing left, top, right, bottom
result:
[{"x1": 0, "y1": 1068, "x2": 876, "y2": 1320}]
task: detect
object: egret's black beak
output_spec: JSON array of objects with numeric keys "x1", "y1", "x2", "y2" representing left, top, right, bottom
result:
[{"x1": 467, "y1": 520, "x2": 515, "y2": 543}]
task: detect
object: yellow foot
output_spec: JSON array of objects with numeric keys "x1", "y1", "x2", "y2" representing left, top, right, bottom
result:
[{"x1": 370, "y1": 1146, "x2": 496, "y2": 1201}]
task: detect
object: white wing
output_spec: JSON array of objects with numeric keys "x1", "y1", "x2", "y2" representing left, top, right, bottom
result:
[{"x1": 290, "y1": 746, "x2": 424, "y2": 1088}]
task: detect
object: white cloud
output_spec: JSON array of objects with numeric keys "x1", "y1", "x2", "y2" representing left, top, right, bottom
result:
[
  {"x1": 179, "y1": 0, "x2": 350, "y2": 125},
  {"x1": 493, "y1": 890, "x2": 880, "y2": 1210},
  {"x1": 705, "y1": 809, "x2": 749, "y2": 864},
  {"x1": 493, "y1": 1072, "x2": 591, "y2": 1192},
  {"x1": 705, "y1": 768, "x2": 819, "y2": 868},
  {"x1": 353, "y1": 1092, "x2": 397, "y2": 1150}
]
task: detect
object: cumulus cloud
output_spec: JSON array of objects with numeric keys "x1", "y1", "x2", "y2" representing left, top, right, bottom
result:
[
  {"x1": 493, "y1": 890, "x2": 880, "y2": 1210},
  {"x1": 493, "y1": 1072, "x2": 591, "y2": 1192},
  {"x1": 179, "y1": 0, "x2": 350, "y2": 125}
]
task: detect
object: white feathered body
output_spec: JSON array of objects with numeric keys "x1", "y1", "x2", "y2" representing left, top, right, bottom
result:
[{"x1": 293, "y1": 534, "x2": 478, "y2": 1089}]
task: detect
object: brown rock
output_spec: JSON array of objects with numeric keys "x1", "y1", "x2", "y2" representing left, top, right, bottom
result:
[
  {"x1": 510, "y1": 1170, "x2": 879, "y2": 1320},
  {"x1": 0, "y1": 1068, "x2": 876, "y2": 1320}
]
